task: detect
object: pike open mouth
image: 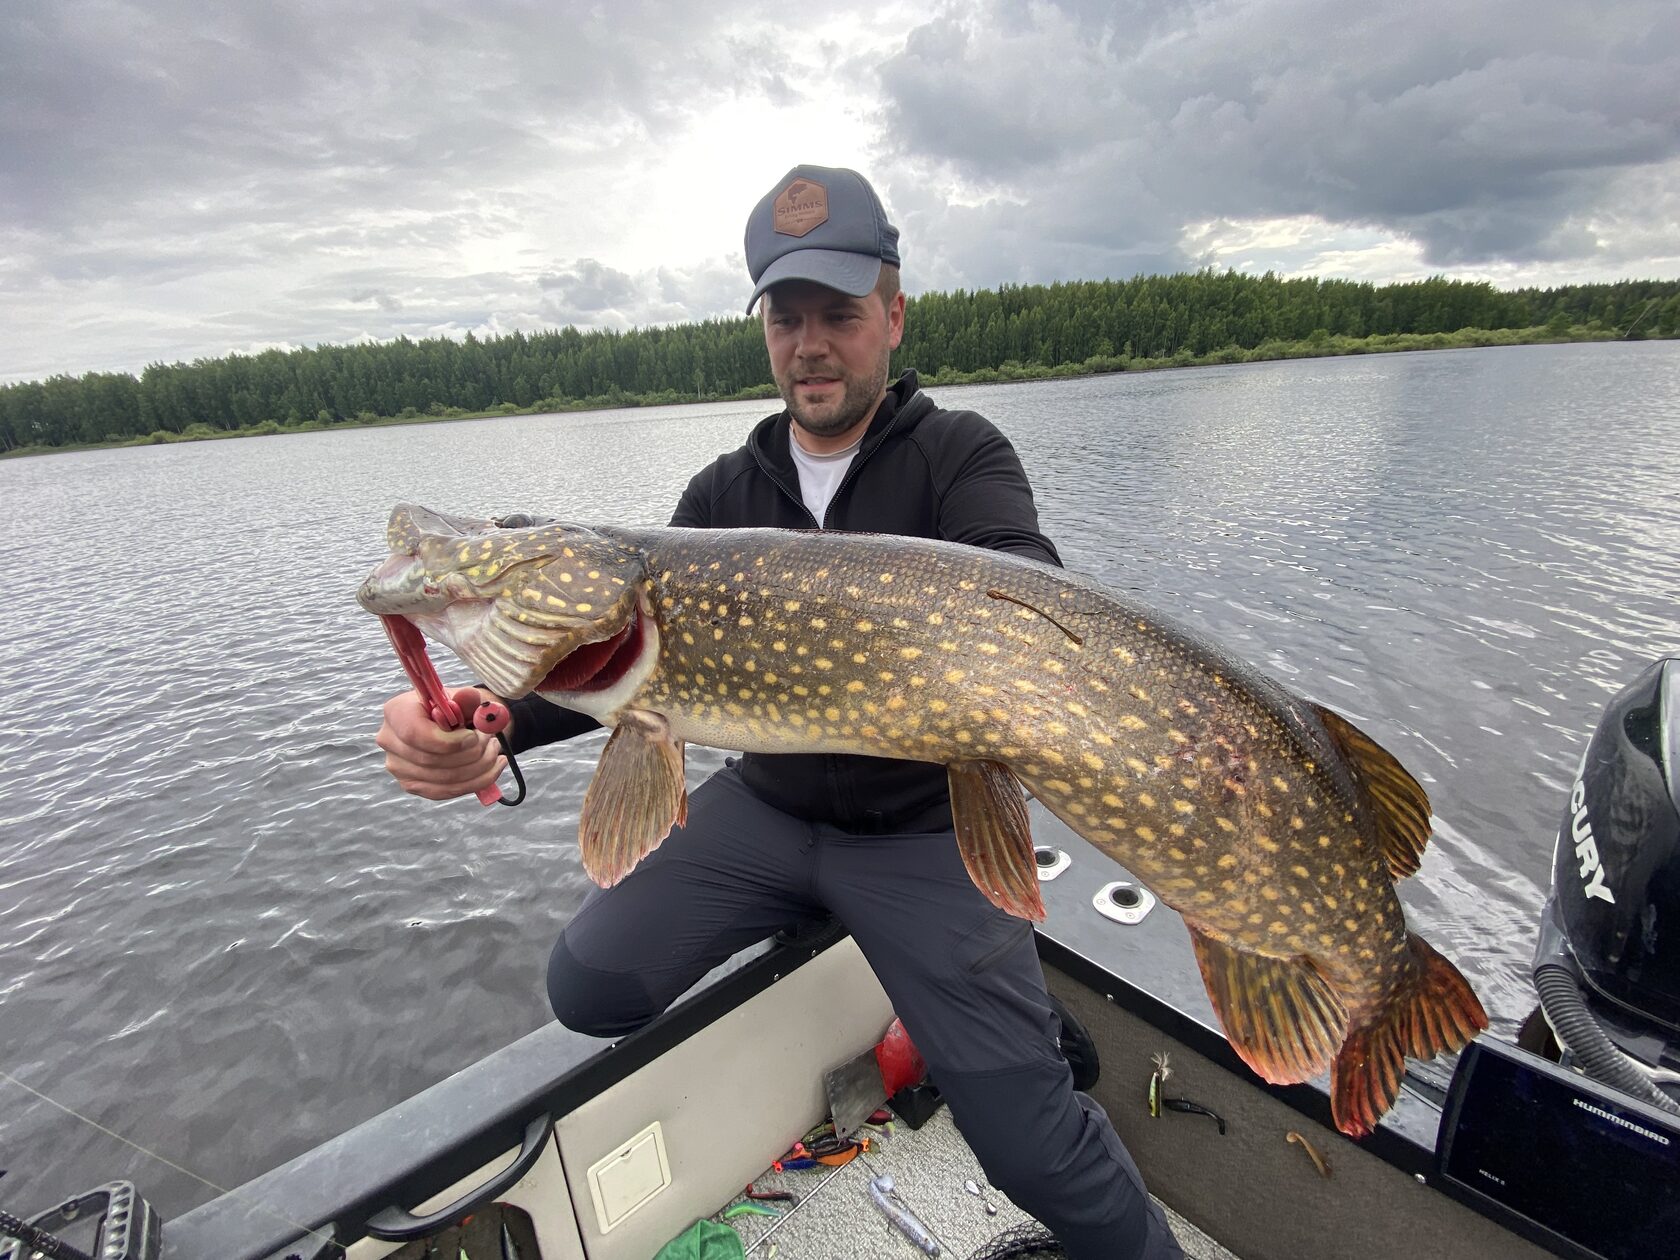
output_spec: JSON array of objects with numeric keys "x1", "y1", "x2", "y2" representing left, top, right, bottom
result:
[{"x1": 537, "y1": 608, "x2": 645, "y2": 694}]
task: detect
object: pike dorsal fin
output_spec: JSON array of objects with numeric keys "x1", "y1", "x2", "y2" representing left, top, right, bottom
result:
[
  {"x1": 948, "y1": 760, "x2": 1045, "y2": 922},
  {"x1": 1310, "y1": 703, "x2": 1433, "y2": 881},
  {"x1": 578, "y1": 710, "x2": 688, "y2": 887},
  {"x1": 1187, "y1": 926, "x2": 1348, "y2": 1085}
]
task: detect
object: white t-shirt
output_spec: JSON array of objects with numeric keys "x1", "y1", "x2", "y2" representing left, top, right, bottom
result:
[{"x1": 788, "y1": 425, "x2": 862, "y2": 527}]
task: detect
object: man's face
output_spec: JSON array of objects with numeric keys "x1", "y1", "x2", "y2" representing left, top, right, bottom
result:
[{"x1": 762, "y1": 279, "x2": 906, "y2": 444}]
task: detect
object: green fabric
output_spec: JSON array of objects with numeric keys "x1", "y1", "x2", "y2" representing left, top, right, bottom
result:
[{"x1": 653, "y1": 1218, "x2": 747, "y2": 1260}]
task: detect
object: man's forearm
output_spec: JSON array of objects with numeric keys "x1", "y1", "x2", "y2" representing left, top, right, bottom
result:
[{"x1": 484, "y1": 689, "x2": 604, "y2": 755}]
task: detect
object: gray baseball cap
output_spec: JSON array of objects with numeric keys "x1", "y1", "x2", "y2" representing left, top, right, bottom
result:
[{"x1": 744, "y1": 165, "x2": 901, "y2": 313}]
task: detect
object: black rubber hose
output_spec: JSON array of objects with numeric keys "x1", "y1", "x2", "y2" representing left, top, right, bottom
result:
[
  {"x1": 0, "y1": 1208, "x2": 94, "y2": 1260},
  {"x1": 1534, "y1": 964, "x2": 1680, "y2": 1115}
]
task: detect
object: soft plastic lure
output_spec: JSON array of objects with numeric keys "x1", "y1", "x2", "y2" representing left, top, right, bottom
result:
[{"x1": 866, "y1": 1174, "x2": 940, "y2": 1256}]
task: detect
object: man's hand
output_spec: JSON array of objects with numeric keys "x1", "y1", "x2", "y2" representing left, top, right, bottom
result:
[{"x1": 377, "y1": 687, "x2": 508, "y2": 800}]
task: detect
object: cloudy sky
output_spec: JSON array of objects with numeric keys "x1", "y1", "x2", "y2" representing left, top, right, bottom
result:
[{"x1": 4, "y1": 0, "x2": 1678, "y2": 382}]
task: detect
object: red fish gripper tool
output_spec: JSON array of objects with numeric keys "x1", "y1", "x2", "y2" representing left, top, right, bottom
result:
[{"x1": 380, "y1": 613, "x2": 511, "y2": 806}]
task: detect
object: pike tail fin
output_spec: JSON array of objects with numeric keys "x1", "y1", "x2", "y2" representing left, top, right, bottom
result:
[{"x1": 1331, "y1": 933, "x2": 1489, "y2": 1137}]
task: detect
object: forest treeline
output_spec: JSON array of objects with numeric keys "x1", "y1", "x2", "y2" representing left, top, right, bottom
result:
[{"x1": 4, "y1": 271, "x2": 1677, "y2": 453}]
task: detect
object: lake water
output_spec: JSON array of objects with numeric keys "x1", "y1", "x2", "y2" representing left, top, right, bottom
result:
[{"x1": 2, "y1": 341, "x2": 1678, "y2": 1221}]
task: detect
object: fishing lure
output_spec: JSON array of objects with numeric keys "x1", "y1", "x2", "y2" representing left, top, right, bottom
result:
[{"x1": 866, "y1": 1173, "x2": 940, "y2": 1256}]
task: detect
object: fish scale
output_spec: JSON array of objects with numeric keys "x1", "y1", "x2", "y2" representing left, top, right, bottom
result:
[{"x1": 358, "y1": 504, "x2": 1487, "y2": 1136}]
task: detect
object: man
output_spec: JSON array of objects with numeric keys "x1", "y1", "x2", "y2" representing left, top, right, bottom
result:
[{"x1": 376, "y1": 165, "x2": 1182, "y2": 1260}]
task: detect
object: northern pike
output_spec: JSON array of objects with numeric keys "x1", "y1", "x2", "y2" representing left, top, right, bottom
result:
[{"x1": 357, "y1": 504, "x2": 1488, "y2": 1136}]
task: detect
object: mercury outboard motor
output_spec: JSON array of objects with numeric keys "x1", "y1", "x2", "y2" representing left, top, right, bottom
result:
[{"x1": 1530, "y1": 655, "x2": 1680, "y2": 1113}]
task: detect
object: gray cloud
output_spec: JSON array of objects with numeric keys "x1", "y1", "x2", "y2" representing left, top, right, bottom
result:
[
  {"x1": 876, "y1": 0, "x2": 1680, "y2": 277},
  {"x1": 3, "y1": 0, "x2": 1677, "y2": 381}
]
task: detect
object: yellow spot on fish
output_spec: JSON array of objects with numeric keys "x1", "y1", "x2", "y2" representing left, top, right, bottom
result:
[
  {"x1": 1135, "y1": 826, "x2": 1157, "y2": 841},
  {"x1": 944, "y1": 670, "x2": 966, "y2": 685},
  {"x1": 575, "y1": 603, "x2": 593, "y2": 612},
  {"x1": 846, "y1": 680, "x2": 865, "y2": 693},
  {"x1": 879, "y1": 573, "x2": 895, "y2": 584}
]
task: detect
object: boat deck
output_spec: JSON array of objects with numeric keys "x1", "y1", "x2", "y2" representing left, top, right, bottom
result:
[{"x1": 708, "y1": 1104, "x2": 1235, "y2": 1259}]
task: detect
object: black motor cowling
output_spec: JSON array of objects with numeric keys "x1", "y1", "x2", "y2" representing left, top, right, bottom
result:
[{"x1": 1532, "y1": 655, "x2": 1680, "y2": 1111}]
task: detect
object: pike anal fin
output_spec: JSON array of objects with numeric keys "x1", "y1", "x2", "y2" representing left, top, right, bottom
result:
[
  {"x1": 1311, "y1": 703, "x2": 1433, "y2": 880},
  {"x1": 1331, "y1": 933, "x2": 1489, "y2": 1138},
  {"x1": 948, "y1": 760, "x2": 1046, "y2": 922},
  {"x1": 1187, "y1": 925, "x2": 1349, "y2": 1086},
  {"x1": 578, "y1": 710, "x2": 688, "y2": 887}
]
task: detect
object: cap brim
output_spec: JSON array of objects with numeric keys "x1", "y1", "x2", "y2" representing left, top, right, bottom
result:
[{"x1": 746, "y1": 249, "x2": 883, "y2": 313}]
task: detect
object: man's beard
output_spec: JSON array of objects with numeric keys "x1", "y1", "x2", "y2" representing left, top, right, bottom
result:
[{"x1": 777, "y1": 351, "x2": 891, "y2": 439}]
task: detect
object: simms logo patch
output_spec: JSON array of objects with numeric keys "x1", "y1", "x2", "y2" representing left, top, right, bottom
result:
[{"x1": 774, "y1": 179, "x2": 828, "y2": 237}]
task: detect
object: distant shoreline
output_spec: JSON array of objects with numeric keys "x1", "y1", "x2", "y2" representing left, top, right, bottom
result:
[{"x1": 0, "y1": 324, "x2": 1651, "y2": 460}]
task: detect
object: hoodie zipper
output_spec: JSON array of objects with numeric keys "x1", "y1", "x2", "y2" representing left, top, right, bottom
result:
[
  {"x1": 752, "y1": 390, "x2": 915, "y2": 528},
  {"x1": 747, "y1": 389, "x2": 917, "y2": 822}
]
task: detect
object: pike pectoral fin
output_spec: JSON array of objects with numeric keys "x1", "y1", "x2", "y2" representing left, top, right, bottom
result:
[
  {"x1": 948, "y1": 760, "x2": 1045, "y2": 922},
  {"x1": 1311, "y1": 703, "x2": 1433, "y2": 880},
  {"x1": 578, "y1": 710, "x2": 688, "y2": 887},
  {"x1": 1187, "y1": 925, "x2": 1348, "y2": 1085}
]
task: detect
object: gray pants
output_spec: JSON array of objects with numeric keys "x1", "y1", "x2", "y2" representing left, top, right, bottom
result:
[{"x1": 547, "y1": 764, "x2": 1182, "y2": 1260}]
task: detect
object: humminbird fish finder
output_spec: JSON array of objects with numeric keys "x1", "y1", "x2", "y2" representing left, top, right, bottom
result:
[{"x1": 1437, "y1": 1039, "x2": 1680, "y2": 1260}]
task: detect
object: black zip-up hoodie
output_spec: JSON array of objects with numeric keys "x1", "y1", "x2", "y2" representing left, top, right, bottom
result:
[{"x1": 506, "y1": 371, "x2": 1061, "y2": 832}]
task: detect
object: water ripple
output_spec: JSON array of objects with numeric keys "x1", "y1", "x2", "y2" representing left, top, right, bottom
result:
[{"x1": 2, "y1": 344, "x2": 1678, "y2": 1216}]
